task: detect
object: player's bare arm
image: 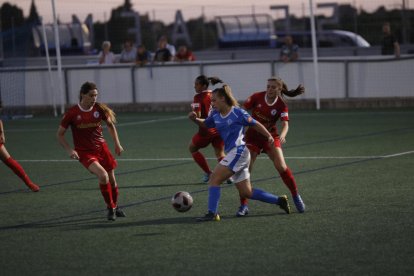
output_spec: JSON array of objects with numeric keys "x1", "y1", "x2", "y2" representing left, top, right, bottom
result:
[
  {"x1": 279, "y1": 121, "x2": 289, "y2": 144},
  {"x1": 105, "y1": 118, "x2": 124, "y2": 156},
  {"x1": 188, "y1": 111, "x2": 206, "y2": 127},
  {"x1": 0, "y1": 120, "x2": 5, "y2": 144},
  {"x1": 56, "y1": 126, "x2": 79, "y2": 159}
]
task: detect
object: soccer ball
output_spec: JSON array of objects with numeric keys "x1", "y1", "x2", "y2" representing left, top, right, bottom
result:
[{"x1": 171, "y1": 191, "x2": 193, "y2": 212}]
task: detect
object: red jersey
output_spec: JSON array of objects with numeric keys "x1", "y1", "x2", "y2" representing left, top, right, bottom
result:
[
  {"x1": 191, "y1": 90, "x2": 218, "y2": 137},
  {"x1": 244, "y1": 91, "x2": 289, "y2": 136},
  {"x1": 60, "y1": 104, "x2": 108, "y2": 151}
]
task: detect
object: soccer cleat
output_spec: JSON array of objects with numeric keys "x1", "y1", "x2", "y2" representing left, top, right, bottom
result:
[
  {"x1": 226, "y1": 176, "x2": 234, "y2": 184},
  {"x1": 202, "y1": 173, "x2": 211, "y2": 183},
  {"x1": 196, "y1": 211, "x2": 220, "y2": 222},
  {"x1": 107, "y1": 208, "x2": 116, "y2": 221},
  {"x1": 293, "y1": 195, "x2": 305, "y2": 213},
  {"x1": 236, "y1": 205, "x2": 249, "y2": 217},
  {"x1": 278, "y1": 195, "x2": 291, "y2": 214},
  {"x1": 28, "y1": 183, "x2": 40, "y2": 192},
  {"x1": 115, "y1": 207, "x2": 126, "y2": 217}
]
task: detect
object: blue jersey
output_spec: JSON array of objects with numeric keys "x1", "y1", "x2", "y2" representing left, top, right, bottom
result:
[{"x1": 204, "y1": 106, "x2": 257, "y2": 153}]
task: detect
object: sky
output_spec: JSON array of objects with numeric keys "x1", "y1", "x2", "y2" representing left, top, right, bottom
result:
[{"x1": 1, "y1": 0, "x2": 408, "y2": 25}]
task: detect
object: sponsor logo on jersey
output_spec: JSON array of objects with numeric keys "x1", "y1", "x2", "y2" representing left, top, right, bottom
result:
[
  {"x1": 271, "y1": 109, "x2": 277, "y2": 116},
  {"x1": 93, "y1": 111, "x2": 100, "y2": 118}
]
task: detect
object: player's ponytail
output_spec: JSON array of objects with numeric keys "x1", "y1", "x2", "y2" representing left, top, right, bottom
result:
[
  {"x1": 267, "y1": 76, "x2": 305, "y2": 98},
  {"x1": 195, "y1": 75, "x2": 223, "y2": 88},
  {"x1": 213, "y1": 84, "x2": 239, "y2": 107}
]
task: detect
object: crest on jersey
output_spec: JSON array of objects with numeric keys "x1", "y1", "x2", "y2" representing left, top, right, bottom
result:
[
  {"x1": 271, "y1": 109, "x2": 277, "y2": 116},
  {"x1": 76, "y1": 115, "x2": 81, "y2": 120},
  {"x1": 227, "y1": 119, "x2": 232, "y2": 125},
  {"x1": 258, "y1": 104, "x2": 262, "y2": 108},
  {"x1": 93, "y1": 111, "x2": 100, "y2": 118}
]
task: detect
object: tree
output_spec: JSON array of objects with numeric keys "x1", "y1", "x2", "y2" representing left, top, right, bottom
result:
[{"x1": 26, "y1": 0, "x2": 40, "y2": 25}]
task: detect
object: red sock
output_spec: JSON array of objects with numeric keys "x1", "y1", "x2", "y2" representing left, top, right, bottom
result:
[
  {"x1": 99, "y1": 183, "x2": 115, "y2": 209},
  {"x1": 3, "y1": 157, "x2": 35, "y2": 187},
  {"x1": 111, "y1": 185, "x2": 119, "y2": 206},
  {"x1": 191, "y1": 151, "x2": 211, "y2": 174},
  {"x1": 280, "y1": 168, "x2": 298, "y2": 197},
  {"x1": 240, "y1": 197, "x2": 248, "y2": 206}
]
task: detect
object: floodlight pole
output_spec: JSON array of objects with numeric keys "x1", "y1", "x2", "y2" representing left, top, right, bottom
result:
[
  {"x1": 309, "y1": 0, "x2": 321, "y2": 110},
  {"x1": 51, "y1": 0, "x2": 65, "y2": 115}
]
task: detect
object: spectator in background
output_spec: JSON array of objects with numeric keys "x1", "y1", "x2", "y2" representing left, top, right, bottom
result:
[
  {"x1": 175, "y1": 45, "x2": 196, "y2": 62},
  {"x1": 280, "y1": 36, "x2": 299, "y2": 63},
  {"x1": 135, "y1": 44, "x2": 151, "y2": 66},
  {"x1": 159, "y1": 35, "x2": 176, "y2": 57},
  {"x1": 381, "y1": 22, "x2": 400, "y2": 58},
  {"x1": 119, "y1": 40, "x2": 137, "y2": 63},
  {"x1": 98, "y1": 41, "x2": 116, "y2": 65},
  {"x1": 153, "y1": 38, "x2": 173, "y2": 63}
]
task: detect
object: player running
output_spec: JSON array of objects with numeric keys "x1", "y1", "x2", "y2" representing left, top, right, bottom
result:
[
  {"x1": 0, "y1": 101, "x2": 40, "y2": 192},
  {"x1": 236, "y1": 77, "x2": 306, "y2": 216},
  {"x1": 188, "y1": 83, "x2": 291, "y2": 222},
  {"x1": 56, "y1": 81, "x2": 126, "y2": 221},
  {"x1": 188, "y1": 75, "x2": 227, "y2": 183}
]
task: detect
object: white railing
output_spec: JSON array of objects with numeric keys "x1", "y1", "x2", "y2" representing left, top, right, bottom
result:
[{"x1": 1, "y1": 56, "x2": 413, "y2": 108}]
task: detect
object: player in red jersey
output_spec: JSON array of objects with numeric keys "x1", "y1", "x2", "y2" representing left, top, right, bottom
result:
[
  {"x1": 0, "y1": 101, "x2": 40, "y2": 192},
  {"x1": 237, "y1": 77, "x2": 306, "y2": 216},
  {"x1": 56, "y1": 82, "x2": 125, "y2": 221},
  {"x1": 188, "y1": 75, "x2": 228, "y2": 183}
]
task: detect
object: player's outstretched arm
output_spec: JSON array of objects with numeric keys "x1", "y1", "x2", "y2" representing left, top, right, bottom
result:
[{"x1": 188, "y1": 111, "x2": 206, "y2": 128}]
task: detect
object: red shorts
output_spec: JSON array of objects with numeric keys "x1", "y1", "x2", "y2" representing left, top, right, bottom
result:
[
  {"x1": 77, "y1": 143, "x2": 117, "y2": 172},
  {"x1": 245, "y1": 129, "x2": 281, "y2": 155},
  {"x1": 192, "y1": 132, "x2": 224, "y2": 149}
]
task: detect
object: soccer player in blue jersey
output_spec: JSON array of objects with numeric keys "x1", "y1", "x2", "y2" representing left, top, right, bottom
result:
[{"x1": 188, "y1": 84, "x2": 291, "y2": 221}]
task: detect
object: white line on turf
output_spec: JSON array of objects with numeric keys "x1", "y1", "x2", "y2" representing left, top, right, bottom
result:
[{"x1": 15, "y1": 150, "x2": 414, "y2": 162}]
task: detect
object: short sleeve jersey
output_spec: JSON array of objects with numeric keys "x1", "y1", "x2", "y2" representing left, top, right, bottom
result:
[
  {"x1": 244, "y1": 91, "x2": 289, "y2": 136},
  {"x1": 192, "y1": 91, "x2": 218, "y2": 136},
  {"x1": 204, "y1": 106, "x2": 257, "y2": 153},
  {"x1": 60, "y1": 104, "x2": 107, "y2": 151}
]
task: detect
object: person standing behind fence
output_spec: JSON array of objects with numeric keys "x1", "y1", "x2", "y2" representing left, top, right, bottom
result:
[
  {"x1": 135, "y1": 44, "x2": 151, "y2": 66},
  {"x1": 56, "y1": 82, "x2": 126, "y2": 221},
  {"x1": 0, "y1": 101, "x2": 40, "y2": 192},
  {"x1": 175, "y1": 45, "x2": 196, "y2": 62},
  {"x1": 381, "y1": 22, "x2": 400, "y2": 58},
  {"x1": 98, "y1": 41, "x2": 116, "y2": 65},
  {"x1": 119, "y1": 40, "x2": 137, "y2": 63},
  {"x1": 280, "y1": 35, "x2": 299, "y2": 63}
]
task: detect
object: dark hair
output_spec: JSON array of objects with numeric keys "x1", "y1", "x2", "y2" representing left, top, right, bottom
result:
[
  {"x1": 195, "y1": 75, "x2": 223, "y2": 88},
  {"x1": 79, "y1": 81, "x2": 117, "y2": 123}
]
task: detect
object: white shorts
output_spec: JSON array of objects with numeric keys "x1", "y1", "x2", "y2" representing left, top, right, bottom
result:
[{"x1": 219, "y1": 145, "x2": 250, "y2": 183}]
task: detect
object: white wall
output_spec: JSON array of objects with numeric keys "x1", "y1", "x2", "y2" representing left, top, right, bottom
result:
[{"x1": 1, "y1": 57, "x2": 413, "y2": 107}]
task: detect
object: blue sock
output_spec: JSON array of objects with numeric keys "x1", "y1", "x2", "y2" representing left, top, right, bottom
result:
[
  {"x1": 208, "y1": 186, "x2": 221, "y2": 213},
  {"x1": 251, "y1": 188, "x2": 279, "y2": 204}
]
